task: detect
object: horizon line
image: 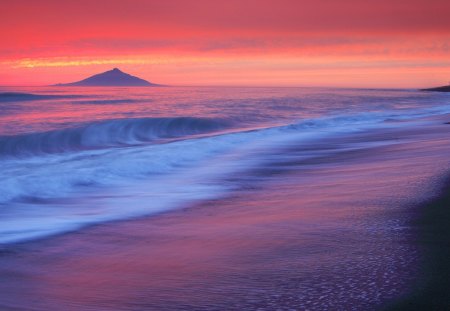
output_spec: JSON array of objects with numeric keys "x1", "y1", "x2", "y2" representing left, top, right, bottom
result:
[{"x1": 0, "y1": 84, "x2": 424, "y2": 90}]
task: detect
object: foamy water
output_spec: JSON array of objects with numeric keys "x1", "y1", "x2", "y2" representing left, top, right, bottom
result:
[{"x1": 0, "y1": 86, "x2": 449, "y2": 244}]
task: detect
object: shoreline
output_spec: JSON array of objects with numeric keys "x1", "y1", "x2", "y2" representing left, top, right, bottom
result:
[
  {"x1": 385, "y1": 176, "x2": 450, "y2": 310},
  {"x1": 0, "y1": 115, "x2": 449, "y2": 310}
]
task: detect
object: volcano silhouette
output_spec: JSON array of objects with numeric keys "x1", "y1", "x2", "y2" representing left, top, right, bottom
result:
[{"x1": 55, "y1": 68, "x2": 159, "y2": 86}]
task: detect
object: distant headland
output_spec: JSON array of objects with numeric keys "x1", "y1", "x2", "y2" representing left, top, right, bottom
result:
[
  {"x1": 422, "y1": 83, "x2": 450, "y2": 92},
  {"x1": 54, "y1": 68, "x2": 161, "y2": 87}
]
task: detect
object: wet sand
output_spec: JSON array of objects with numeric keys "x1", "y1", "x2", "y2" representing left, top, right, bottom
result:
[
  {"x1": 385, "y1": 177, "x2": 450, "y2": 310},
  {"x1": 1, "y1": 119, "x2": 450, "y2": 310}
]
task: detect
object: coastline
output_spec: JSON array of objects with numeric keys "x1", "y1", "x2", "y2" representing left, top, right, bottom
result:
[
  {"x1": 2, "y1": 120, "x2": 450, "y2": 310},
  {"x1": 385, "y1": 176, "x2": 450, "y2": 310}
]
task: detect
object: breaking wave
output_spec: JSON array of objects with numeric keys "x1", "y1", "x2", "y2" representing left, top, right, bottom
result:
[{"x1": 0, "y1": 117, "x2": 230, "y2": 157}]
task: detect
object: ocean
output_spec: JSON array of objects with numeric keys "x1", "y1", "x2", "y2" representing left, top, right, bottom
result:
[{"x1": 0, "y1": 86, "x2": 449, "y2": 310}]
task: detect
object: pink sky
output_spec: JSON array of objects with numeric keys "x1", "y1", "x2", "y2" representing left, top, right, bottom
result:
[{"x1": 1, "y1": 0, "x2": 449, "y2": 87}]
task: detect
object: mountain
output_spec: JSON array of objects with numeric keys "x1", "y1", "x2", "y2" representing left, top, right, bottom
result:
[
  {"x1": 422, "y1": 84, "x2": 450, "y2": 92},
  {"x1": 55, "y1": 68, "x2": 160, "y2": 87}
]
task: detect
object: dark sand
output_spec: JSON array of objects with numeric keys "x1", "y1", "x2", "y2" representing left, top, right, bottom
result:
[{"x1": 385, "y1": 178, "x2": 450, "y2": 310}]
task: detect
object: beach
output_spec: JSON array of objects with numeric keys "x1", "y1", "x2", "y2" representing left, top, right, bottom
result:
[
  {"x1": 385, "y1": 175, "x2": 450, "y2": 310},
  {"x1": 0, "y1": 87, "x2": 449, "y2": 310}
]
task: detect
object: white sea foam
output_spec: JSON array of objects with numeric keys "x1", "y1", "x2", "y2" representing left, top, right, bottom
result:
[{"x1": 0, "y1": 91, "x2": 449, "y2": 244}]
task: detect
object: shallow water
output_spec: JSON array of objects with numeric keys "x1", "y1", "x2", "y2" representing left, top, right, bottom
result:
[{"x1": 0, "y1": 86, "x2": 449, "y2": 309}]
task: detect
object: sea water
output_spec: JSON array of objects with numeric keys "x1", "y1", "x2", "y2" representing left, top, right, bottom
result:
[
  {"x1": 0, "y1": 86, "x2": 449, "y2": 244},
  {"x1": 1, "y1": 86, "x2": 450, "y2": 310}
]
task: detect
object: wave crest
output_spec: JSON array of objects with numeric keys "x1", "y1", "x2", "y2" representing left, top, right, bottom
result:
[{"x1": 0, "y1": 117, "x2": 229, "y2": 157}]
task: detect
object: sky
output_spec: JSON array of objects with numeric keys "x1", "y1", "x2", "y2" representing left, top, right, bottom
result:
[{"x1": 1, "y1": 0, "x2": 449, "y2": 87}]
